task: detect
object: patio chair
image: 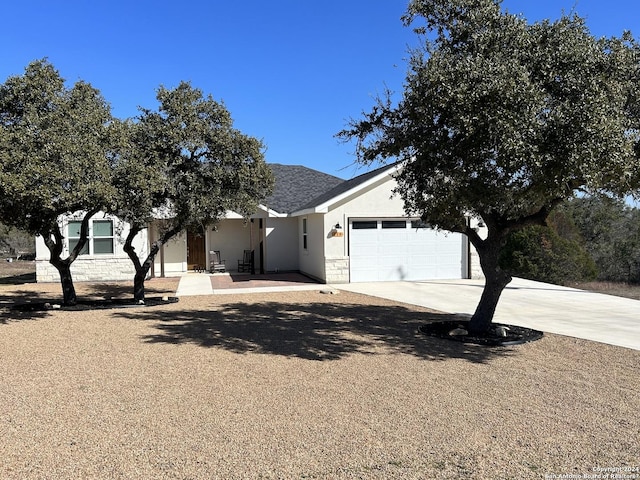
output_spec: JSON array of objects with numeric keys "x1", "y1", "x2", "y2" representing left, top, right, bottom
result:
[
  {"x1": 237, "y1": 249, "x2": 253, "y2": 273},
  {"x1": 209, "y1": 250, "x2": 226, "y2": 273}
]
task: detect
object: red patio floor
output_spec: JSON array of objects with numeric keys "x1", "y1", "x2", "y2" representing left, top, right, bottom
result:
[{"x1": 210, "y1": 272, "x2": 320, "y2": 290}]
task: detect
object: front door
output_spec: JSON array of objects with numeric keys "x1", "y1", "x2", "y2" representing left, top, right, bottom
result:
[{"x1": 187, "y1": 229, "x2": 206, "y2": 270}]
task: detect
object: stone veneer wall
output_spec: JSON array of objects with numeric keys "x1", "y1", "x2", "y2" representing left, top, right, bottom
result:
[
  {"x1": 36, "y1": 258, "x2": 136, "y2": 283},
  {"x1": 324, "y1": 256, "x2": 350, "y2": 283},
  {"x1": 470, "y1": 249, "x2": 484, "y2": 279}
]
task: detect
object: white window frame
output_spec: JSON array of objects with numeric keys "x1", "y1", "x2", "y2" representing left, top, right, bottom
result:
[
  {"x1": 67, "y1": 218, "x2": 115, "y2": 256},
  {"x1": 302, "y1": 218, "x2": 308, "y2": 250}
]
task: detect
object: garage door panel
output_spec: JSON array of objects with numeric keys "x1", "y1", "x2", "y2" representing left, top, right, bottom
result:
[{"x1": 350, "y1": 219, "x2": 463, "y2": 282}]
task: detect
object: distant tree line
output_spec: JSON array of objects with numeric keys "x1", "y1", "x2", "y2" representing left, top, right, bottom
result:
[
  {"x1": 0, "y1": 222, "x2": 34, "y2": 257},
  {"x1": 501, "y1": 196, "x2": 640, "y2": 285}
]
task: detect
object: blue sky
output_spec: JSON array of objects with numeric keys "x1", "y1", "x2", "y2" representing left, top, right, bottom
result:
[{"x1": 1, "y1": 0, "x2": 638, "y2": 179}]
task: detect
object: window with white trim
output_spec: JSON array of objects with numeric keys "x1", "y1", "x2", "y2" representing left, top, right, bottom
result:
[
  {"x1": 302, "y1": 218, "x2": 308, "y2": 250},
  {"x1": 68, "y1": 219, "x2": 115, "y2": 255}
]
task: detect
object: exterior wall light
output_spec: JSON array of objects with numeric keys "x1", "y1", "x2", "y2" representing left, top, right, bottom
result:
[{"x1": 331, "y1": 223, "x2": 344, "y2": 237}]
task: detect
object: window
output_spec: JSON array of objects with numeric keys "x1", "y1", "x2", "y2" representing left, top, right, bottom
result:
[
  {"x1": 302, "y1": 218, "x2": 308, "y2": 250},
  {"x1": 352, "y1": 221, "x2": 378, "y2": 229},
  {"x1": 68, "y1": 221, "x2": 89, "y2": 255},
  {"x1": 67, "y1": 219, "x2": 114, "y2": 255},
  {"x1": 93, "y1": 220, "x2": 114, "y2": 254},
  {"x1": 382, "y1": 220, "x2": 407, "y2": 229}
]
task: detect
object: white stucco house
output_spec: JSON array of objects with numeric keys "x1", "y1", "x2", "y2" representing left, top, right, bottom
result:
[{"x1": 35, "y1": 162, "x2": 483, "y2": 283}]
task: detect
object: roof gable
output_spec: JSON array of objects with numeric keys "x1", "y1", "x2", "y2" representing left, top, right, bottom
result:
[{"x1": 293, "y1": 162, "x2": 401, "y2": 214}]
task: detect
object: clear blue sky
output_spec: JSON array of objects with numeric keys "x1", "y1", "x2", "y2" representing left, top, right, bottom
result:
[{"x1": 1, "y1": 0, "x2": 637, "y2": 179}]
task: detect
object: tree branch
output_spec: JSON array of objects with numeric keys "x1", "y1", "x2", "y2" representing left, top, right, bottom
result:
[{"x1": 67, "y1": 207, "x2": 101, "y2": 264}]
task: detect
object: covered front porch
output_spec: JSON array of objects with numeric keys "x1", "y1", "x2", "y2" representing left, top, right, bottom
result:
[
  {"x1": 149, "y1": 212, "x2": 300, "y2": 278},
  {"x1": 188, "y1": 214, "x2": 265, "y2": 275}
]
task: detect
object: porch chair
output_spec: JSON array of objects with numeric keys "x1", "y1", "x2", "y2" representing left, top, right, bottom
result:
[
  {"x1": 209, "y1": 250, "x2": 226, "y2": 273},
  {"x1": 237, "y1": 249, "x2": 253, "y2": 273}
]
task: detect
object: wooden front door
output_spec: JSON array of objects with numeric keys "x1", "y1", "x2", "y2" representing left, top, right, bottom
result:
[{"x1": 187, "y1": 230, "x2": 206, "y2": 270}]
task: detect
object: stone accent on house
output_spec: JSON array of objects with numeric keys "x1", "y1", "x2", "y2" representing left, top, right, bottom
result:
[
  {"x1": 470, "y1": 248, "x2": 484, "y2": 279},
  {"x1": 36, "y1": 257, "x2": 136, "y2": 283},
  {"x1": 324, "y1": 256, "x2": 350, "y2": 283}
]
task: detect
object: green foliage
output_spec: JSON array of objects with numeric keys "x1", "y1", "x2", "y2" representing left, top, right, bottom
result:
[
  {"x1": 342, "y1": 0, "x2": 639, "y2": 231},
  {"x1": 114, "y1": 82, "x2": 274, "y2": 233},
  {"x1": 0, "y1": 222, "x2": 34, "y2": 256},
  {"x1": 509, "y1": 197, "x2": 640, "y2": 284},
  {"x1": 112, "y1": 82, "x2": 274, "y2": 300},
  {"x1": 500, "y1": 224, "x2": 597, "y2": 285},
  {"x1": 562, "y1": 196, "x2": 640, "y2": 283},
  {"x1": 0, "y1": 59, "x2": 116, "y2": 304},
  {"x1": 339, "y1": 0, "x2": 640, "y2": 330},
  {"x1": 0, "y1": 59, "x2": 115, "y2": 235}
]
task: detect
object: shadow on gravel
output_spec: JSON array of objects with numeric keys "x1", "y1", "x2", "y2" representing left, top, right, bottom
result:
[
  {"x1": 0, "y1": 289, "x2": 52, "y2": 323},
  {"x1": 114, "y1": 301, "x2": 518, "y2": 363},
  {"x1": 0, "y1": 289, "x2": 55, "y2": 323},
  {"x1": 0, "y1": 272, "x2": 36, "y2": 285},
  {"x1": 0, "y1": 284, "x2": 179, "y2": 323},
  {"x1": 79, "y1": 282, "x2": 178, "y2": 299}
]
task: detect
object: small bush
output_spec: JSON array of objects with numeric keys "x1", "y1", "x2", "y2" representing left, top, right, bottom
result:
[{"x1": 500, "y1": 225, "x2": 597, "y2": 285}]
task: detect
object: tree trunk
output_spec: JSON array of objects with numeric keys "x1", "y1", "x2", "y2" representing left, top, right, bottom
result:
[
  {"x1": 123, "y1": 225, "x2": 147, "y2": 302},
  {"x1": 469, "y1": 269, "x2": 511, "y2": 334},
  {"x1": 468, "y1": 237, "x2": 512, "y2": 334},
  {"x1": 133, "y1": 270, "x2": 147, "y2": 303},
  {"x1": 40, "y1": 210, "x2": 98, "y2": 306},
  {"x1": 131, "y1": 253, "x2": 157, "y2": 303},
  {"x1": 46, "y1": 253, "x2": 77, "y2": 306},
  {"x1": 464, "y1": 205, "x2": 562, "y2": 334},
  {"x1": 55, "y1": 261, "x2": 78, "y2": 306},
  {"x1": 124, "y1": 223, "x2": 182, "y2": 302}
]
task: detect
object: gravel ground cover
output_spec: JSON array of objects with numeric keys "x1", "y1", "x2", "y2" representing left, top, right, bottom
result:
[{"x1": 1, "y1": 282, "x2": 639, "y2": 479}]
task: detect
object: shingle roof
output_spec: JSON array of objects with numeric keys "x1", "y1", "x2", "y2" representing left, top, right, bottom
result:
[
  {"x1": 264, "y1": 162, "x2": 399, "y2": 215},
  {"x1": 295, "y1": 162, "x2": 399, "y2": 212},
  {"x1": 264, "y1": 164, "x2": 344, "y2": 214}
]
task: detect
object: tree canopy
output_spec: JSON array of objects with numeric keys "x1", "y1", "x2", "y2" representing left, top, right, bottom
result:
[
  {"x1": 340, "y1": 0, "x2": 640, "y2": 332},
  {"x1": 0, "y1": 59, "x2": 115, "y2": 304},
  {"x1": 113, "y1": 82, "x2": 274, "y2": 301}
]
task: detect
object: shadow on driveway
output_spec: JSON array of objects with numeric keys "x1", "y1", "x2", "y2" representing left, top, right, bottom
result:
[{"x1": 114, "y1": 300, "x2": 517, "y2": 364}]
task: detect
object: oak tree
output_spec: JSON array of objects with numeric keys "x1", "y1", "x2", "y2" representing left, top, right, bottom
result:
[
  {"x1": 113, "y1": 82, "x2": 273, "y2": 301},
  {"x1": 0, "y1": 60, "x2": 114, "y2": 305},
  {"x1": 340, "y1": 0, "x2": 640, "y2": 332}
]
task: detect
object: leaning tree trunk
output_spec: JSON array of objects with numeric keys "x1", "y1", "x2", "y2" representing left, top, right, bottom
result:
[
  {"x1": 123, "y1": 226, "x2": 148, "y2": 303},
  {"x1": 40, "y1": 209, "x2": 98, "y2": 306},
  {"x1": 130, "y1": 254, "x2": 159, "y2": 303},
  {"x1": 465, "y1": 203, "x2": 562, "y2": 334},
  {"x1": 51, "y1": 259, "x2": 78, "y2": 306},
  {"x1": 468, "y1": 237, "x2": 512, "y2": 334},
  {"x1": 123, "y1": 223, "x2": 183, "y2": 303}
]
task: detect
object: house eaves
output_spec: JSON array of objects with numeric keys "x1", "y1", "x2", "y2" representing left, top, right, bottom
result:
[
  {"x1": 257, "y1": 204, "x2": 289, "y2": 218},
  {"x1": 290, "y1": 162, "x2": 402, "y2": 216}
]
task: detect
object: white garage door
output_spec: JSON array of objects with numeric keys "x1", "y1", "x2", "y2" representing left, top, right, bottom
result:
[{"x1": 349, "y1": 219, "x2": 464, "y2": 282}]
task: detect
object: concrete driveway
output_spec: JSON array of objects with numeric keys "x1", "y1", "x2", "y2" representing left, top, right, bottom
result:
[{"x1": 337, "y1": 278, "x2": 640, "y2": 351}]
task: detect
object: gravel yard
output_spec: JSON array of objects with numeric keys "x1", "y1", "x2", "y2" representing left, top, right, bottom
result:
[{"x1": 1, "y1": 282, "x2": 639, "y2": 479}]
